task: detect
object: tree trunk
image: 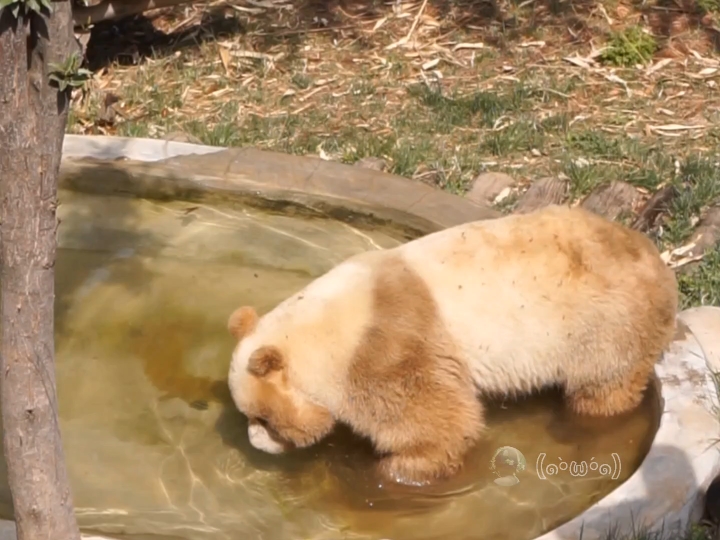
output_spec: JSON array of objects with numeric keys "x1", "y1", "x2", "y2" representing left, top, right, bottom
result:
[{"x1": 0, "y1": 2, "x2": 82, "y2": 539}]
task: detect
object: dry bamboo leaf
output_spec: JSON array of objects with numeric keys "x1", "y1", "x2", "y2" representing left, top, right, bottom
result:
[
  {"x1": 209, "y1": 88, "x2": 233, "y2": 98},
  {"x1": 518, "y1": 40, "x2": 545, "y2": 48},
  {"x1": 231, "y1": 50, "x2": 281, "y2": 61},
  {"x1": 385, "y1": 37, "x2": 408, "y2": 50},
  {"x1": 452, "y1": 42, "x2": 484, "y2": 51},
  {"x1": 493, "y1": 187, "x2": 512, "y2": 204},
  {"x1": 371, "y1": 16, "x2": 387, "y2": 32},
  {"x1": 691, "y1": 67, "x2": 719, "y2": 78},
  {"x1": 563, "y1": 56, "x2": 592, "y2": 69},
  {"x1": 597, "y1": 3, "x2": 613, "y2": 24},
  {"x1": 299, "y1": 86, "x2": 327, "y2": 102},
  {"x1": 650, "y1": 123, "x2": 706, "y2": 131},
  {"x1": 218, "y1": 46, "x2": 231, "y2": 75},
  {"x1": 291, "y1": 103, "x2": 313, "y2": 114},
  {"x1": 227, "y1": 4, "x2": 265, "y2": 14},
  {"x1": 645, "y1": 58, "x2": 672, "y2": 75},
  {"x1": 422, "y1": 58, "x2": 440, "y2": 70},
  {"x1": 604, "y1": 73, "x2": 631, "y2": 96}
]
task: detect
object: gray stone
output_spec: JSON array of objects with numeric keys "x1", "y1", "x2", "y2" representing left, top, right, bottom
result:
[
  {"x1": 466, "y1": 172, "x2": 515, "y2": 204},
  {"x1": 580, "y1": 181, "x2": 640, "y2": 221},
  {"x1": 353, "y1": 157, "x2": 387, "y2": 172},
  {"x1": 631, "y1": 185, "x2": 678, "y2": 232},
  {"x1": 164, "y1": 131, "x2": 202, "y2": 145},
  {"x1": 685, "y1": 205, "x2": 720, "y2": 258},
  {"x1": 514, "y1": 177, "x2": 569, "y2": 214}
]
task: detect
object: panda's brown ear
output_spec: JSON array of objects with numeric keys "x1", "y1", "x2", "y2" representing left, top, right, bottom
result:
[
  {"x1": 247, "y1": 346, "x2": 284, "y2": 377},
  {"x1": 228, "y1": 306, "x2": 259, "y2": 340}
]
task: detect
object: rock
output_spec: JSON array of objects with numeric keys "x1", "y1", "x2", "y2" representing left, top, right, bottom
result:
[
  {"x1": 514, "y1": 177, "x2": 568, "y2": 214},
  {"x1": 466, "y1": 172, "x2": 515, "y2": 205},
  {"x1": 164, "y1": 131, "x2": 203, "y2": 144},
  {"x1": 580, "y1": 181, "x2": 640, "y2": 221},
  {"x1": 96, "y1": 92, "x2": 121, "y2": 126},
  {"x1": 672, "y1": 206, "x2": 720, "y2": 275},
  {"x1": 631, "y1": 184, "x2": 678, "y2": 232},
  {"x1": 683, "y1": 205, "x2": 720, "y2": 258},
  {"x1": 354, "y1": 157, "x2": 387, "y2": 172}
]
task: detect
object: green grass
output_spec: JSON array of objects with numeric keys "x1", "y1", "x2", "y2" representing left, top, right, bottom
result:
[
  {"x1": 678, "y1": 246, "x2": 720, "y2": 309},
  {"x1": 662, "y1": 156, "x2": 720, "y2": 246},
  {"x1": 600, "y1": 26, "x2": 659, "y2": 67},
  {"x1": 696, "y1": 0, "x2": 720, "y2": 15},
  {"x1": 70, "y1": 21, "x2": 720, "y2": 312}
]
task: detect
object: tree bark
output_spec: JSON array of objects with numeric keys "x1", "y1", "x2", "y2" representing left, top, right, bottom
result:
[{"x1": 0, "y1": 2, "x2": 82, "y2": 539}]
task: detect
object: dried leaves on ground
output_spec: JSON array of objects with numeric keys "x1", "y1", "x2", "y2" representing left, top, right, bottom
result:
[{"x1": 69, "y1": 0, "x2": 720, "y2": 307}]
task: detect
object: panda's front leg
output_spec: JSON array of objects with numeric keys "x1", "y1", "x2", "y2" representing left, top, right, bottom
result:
[{"x1": 377, "y1": 443, "x2": 465, "y2": 486}]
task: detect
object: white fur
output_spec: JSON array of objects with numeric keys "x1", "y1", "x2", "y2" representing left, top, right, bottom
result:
[{"x1": 247, "y1": 421, "x2": 286, "y2": 454}]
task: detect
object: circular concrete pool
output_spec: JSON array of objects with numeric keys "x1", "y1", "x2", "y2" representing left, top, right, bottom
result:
[{"x1": 0, "y1": 135, "x2": 716, "y2": 540}]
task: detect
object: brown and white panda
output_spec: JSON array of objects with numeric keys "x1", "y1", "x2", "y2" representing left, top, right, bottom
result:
[{"x1": 226, "y1": 204, "x2": 678, "y2": 486}]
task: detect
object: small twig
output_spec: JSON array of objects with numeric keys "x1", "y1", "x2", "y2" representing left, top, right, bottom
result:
[{"x1": 405, "y1": 0, "x2": 429, "y2": 42}]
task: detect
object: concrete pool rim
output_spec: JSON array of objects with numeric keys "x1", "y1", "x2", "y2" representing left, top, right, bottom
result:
[{"x1": 1, "y1": 134, "x2": 718, "y2": 540}]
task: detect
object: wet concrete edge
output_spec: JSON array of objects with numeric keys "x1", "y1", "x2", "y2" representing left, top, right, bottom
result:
[
  {"x1": 537, "y1": 306, "x2": 720, "y2": 540},
  {"x1": 58, "y1": 135, "x2": 501, "y2": 236}
]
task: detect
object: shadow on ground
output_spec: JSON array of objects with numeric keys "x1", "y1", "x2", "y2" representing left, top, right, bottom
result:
[{"x1": 82, "y1": 0, "x2": 720, "y2": 73}]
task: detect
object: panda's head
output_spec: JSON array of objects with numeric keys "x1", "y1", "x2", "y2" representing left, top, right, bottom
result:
[{"x1": 226, "y1": 305, "x2": 335, "y2": 454}]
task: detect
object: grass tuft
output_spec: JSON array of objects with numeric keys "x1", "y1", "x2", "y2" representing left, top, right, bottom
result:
[{"x1": 600, "y1": 26, "x2": 659, "y2": 67}]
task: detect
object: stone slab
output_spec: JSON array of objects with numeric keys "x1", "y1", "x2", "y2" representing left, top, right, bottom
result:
[{"x1": 678, "y1": 306, "x2": 720, "y2": 373}]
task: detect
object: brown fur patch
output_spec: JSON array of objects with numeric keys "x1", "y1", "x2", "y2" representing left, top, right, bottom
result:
[
  {"x1": 247, "y1": 345, "x2": 284, "y2": 377},
  {"x1": 560, "y1": 210, "x2": 678, "y2": 417},
  {"x1": 340, "y1": 255, "x2": 483, "y2": 486},
  {"x1": 244, "y1": 372, "x2": 335, "y2": 449},
  {"x1": 228, "y1": 306, "x2": 259, "y2": 340}
]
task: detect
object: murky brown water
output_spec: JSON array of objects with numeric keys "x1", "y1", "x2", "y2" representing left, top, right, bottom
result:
[{"x1": 0, "y1": 190, "x2": 661, "y2": 540}]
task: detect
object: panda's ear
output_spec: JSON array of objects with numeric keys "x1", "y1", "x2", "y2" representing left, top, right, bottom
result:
[
  {"x1": 247, "y1": 346, "x2": 284, "y2": 378},
  {"x1": 228, "y1": 306, "x2": 259, "y2": 340}
]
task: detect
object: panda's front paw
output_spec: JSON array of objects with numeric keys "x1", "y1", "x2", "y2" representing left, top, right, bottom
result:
[{"x1": 377, "y1": 447, "x2": 461, "y2": 487}]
